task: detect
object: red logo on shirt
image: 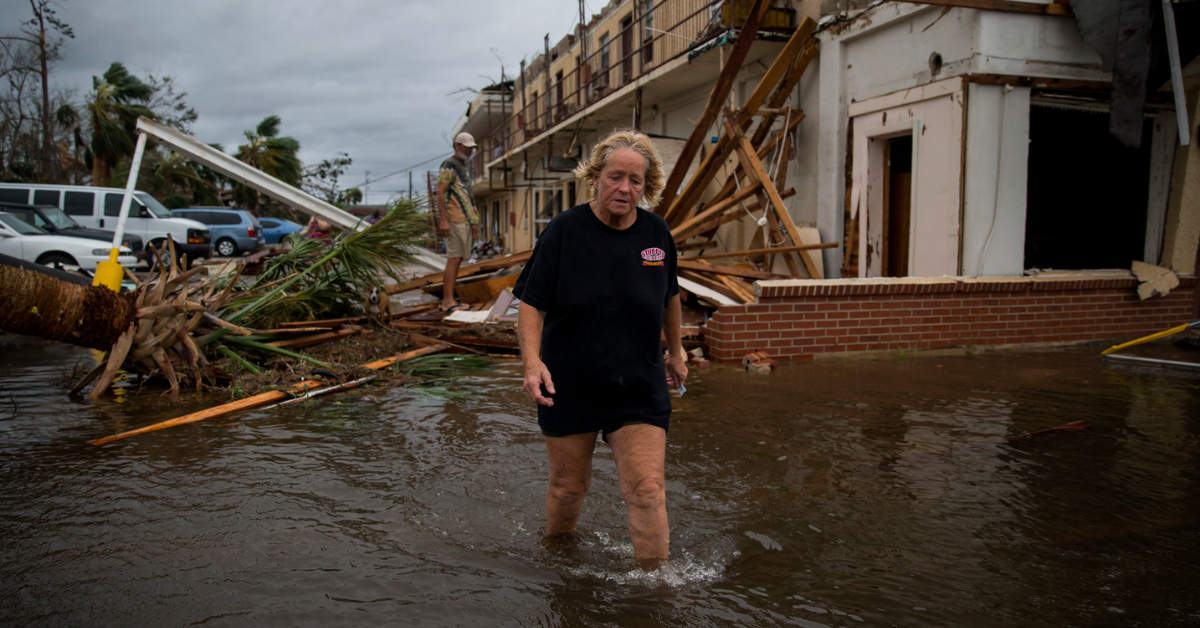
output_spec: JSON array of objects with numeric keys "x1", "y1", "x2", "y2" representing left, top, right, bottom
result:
[{"x1": 641, "y1": 247, "x2": 665, "y2": 266}]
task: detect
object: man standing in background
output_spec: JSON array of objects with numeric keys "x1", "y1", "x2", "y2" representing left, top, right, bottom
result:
[{"x1": 435, "y1": 132, "x2": 480, "y2": 313}]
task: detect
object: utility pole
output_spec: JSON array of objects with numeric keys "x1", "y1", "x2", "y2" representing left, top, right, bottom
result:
[
  {"x1": 365, "y1": 170, "x2": 370, "y2": 205},
  {"x1": 408, "y1": 171, "x2": 413, "y2": 199}
]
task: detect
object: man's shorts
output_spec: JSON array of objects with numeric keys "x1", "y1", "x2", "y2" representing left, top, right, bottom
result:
[{"x1": 446, "y1": 221, "x2": 471, "y2": 259}]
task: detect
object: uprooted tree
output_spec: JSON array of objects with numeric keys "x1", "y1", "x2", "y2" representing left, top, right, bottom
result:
[{"x1": 0, "y1": 197, "x2": 431, "y2": 399}]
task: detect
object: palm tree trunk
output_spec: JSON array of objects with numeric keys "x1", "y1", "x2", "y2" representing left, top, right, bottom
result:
[
  {"x1": 92, "y1": 155, "x2": 106, "y2": 187},
  {"x1": 0, "y1": 265, "x2": 136, "y2": 350}
]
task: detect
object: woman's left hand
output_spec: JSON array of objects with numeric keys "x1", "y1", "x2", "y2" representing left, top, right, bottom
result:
[{"x1": 665, "y1": 352, "x2": 688, "y2": 390}]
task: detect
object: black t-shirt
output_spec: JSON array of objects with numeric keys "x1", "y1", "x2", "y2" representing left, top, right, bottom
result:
[{"x1": 514, "y1": 203, "x2": 680, "y2": 434}]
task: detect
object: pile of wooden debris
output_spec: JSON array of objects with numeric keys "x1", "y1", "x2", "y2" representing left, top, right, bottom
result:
[{"x1": 392, "y1": 12, "x2": 831, "y2": 307}]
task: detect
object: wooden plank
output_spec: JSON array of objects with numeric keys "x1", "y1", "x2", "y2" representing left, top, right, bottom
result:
[
  {"x1": 891, "y1": 0, "x2": 1073, "y2": 17},
  {"x1": 661, "y1": 18, "x2": 814, "y2": 226},
  {"x1": 89, "y1": 344, "x2": 450, "y2": 446},
  {"x1": 677, "y1": 241, "x2": 720, "y2": 251},
  {"x1": 662, "y1": 136, "x2": 739, "y2": 226},
  {"x1": 678, "y1": 269, "x2": 746, "y2": 303},
  {"x1": 696, "y1": 109, "x2": 806, "y2": 220},
  {"x1": 716, "y1": 274, "x2": 756, "y2": 303},
  {"x1": 677, "y1": 259, "x2": 785, "y2": 280},
  {"x1": 723, "y1": 109, "x2": 822, "y2": 278},
  {"x1": 750, "y1": 43, "x2": 818, "y2": 148},
  {"x1": 671, "y1": 181, "x2": 763, "y2": 241},
  {"x1": 408, "y1": 332, "x2": 485, "y2": 355},
  {"x1": 677, "y1": 275, "x2": 738, "y2": 305},
  {"x1": 385, "y1": 250, "x2": 532, "y2": 295},
  {"x1": 759, "y1": 192, "x2": 801, "y2": 276},
  {"x1": 273, "y1": 304, "x2": 438, "y2": 329},
  {"x1": 684, "y1": 189, "x2": 797, "y2": 245},
  {"x1": 738, "y1": 17, "x2": 817, "y2": 124},
  {"x1": 690, "y1": 242, "x2": 837, "y2": 260},
  {"x1": 266, "y1": 328, "x2": 362, "y2": 350},
  {"x1": 657, "y1": 0, "x2": 773, "y2": 215}
]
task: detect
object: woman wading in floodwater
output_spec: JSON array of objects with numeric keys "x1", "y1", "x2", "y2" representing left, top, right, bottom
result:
[{"x1": 514, "y1": 128, "x2": 688, "y2": 567}]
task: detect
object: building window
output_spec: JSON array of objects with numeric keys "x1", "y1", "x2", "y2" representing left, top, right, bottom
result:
[{"x1": 643, "y1": 0, "x2": 654, "y2": 65}]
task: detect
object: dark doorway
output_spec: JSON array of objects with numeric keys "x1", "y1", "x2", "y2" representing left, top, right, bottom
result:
[
  {"x1": 1024, "y1": 105, "x2": 1152, "y2": 270},
  {"x1": 884, "y1": 135, "x2": 912, "y2": 277}
]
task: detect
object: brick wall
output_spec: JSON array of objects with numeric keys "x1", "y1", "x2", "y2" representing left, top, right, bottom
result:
[{"x1": 702, "y1": 275, "x2": 1198, "y2": 362}]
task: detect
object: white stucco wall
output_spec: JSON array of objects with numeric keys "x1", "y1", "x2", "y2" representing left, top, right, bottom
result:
[
  {"x1": 961, "y1": 83, "x2": 1031, "y2": 277},
  {"x1": 814, "y1": 3, "x2": 1110, "y2": 279}
]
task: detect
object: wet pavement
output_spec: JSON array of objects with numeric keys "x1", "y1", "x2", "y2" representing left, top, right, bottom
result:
[{"x1": 1, "y1": 334, "x2": 1198, "y2": 627}]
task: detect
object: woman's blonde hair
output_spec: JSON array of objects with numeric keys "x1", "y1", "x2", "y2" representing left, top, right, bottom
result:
[{"x1": 573, "y1": 128, "x2": 666, "y2": 209}]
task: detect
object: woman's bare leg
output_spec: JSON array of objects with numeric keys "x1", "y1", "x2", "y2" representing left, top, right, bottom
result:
[
  {"x1": 607, "y1": 424, "x2": 669, "y2": 563},
  {"x1": 545, "y1": 432, "x2": 598, "y2": 534}
]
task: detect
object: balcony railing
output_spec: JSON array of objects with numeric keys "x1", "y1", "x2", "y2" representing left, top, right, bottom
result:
[{"x1": 481, "y1": 0, "x2": 793, "y2": 167}]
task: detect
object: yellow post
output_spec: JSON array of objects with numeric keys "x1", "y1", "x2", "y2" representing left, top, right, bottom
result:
[
  {"x1": 91, "y1": 132, "x2": 148, "y2": 292},
  {"x1": 92, "y1": 249, "x2": 124, "y2": 291}
]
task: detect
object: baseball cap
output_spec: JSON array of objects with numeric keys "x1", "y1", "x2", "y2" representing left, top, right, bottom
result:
[{"x1": 454, "y1": 132, "x2": 477, "y2": 148}]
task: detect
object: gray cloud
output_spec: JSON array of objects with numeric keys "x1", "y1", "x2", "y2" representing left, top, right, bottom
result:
[{"x1": 3, "y1": 0, "x2": 582, "y2": 201}]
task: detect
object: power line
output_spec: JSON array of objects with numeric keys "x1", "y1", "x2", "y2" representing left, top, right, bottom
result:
[{"x1": 357, "y1": 152, "x2": 451, "y2": 188}]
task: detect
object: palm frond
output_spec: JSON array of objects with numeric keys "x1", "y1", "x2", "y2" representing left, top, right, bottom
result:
[
  {"x1": 219, "y1": 197, "x2": 430, "y2": 326},
  {"x1": 401, "y1": 354, "x2": 494, "y2": 382}
]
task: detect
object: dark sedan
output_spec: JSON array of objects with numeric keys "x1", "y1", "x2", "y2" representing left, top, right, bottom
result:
[{"x1": 0, "y1": 202, "x2": 144, "y2": 256}]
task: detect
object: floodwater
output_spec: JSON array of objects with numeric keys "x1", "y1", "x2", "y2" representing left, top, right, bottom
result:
[{"x1": 2, "y1": 334, "x2": 1199, "y2": 627}]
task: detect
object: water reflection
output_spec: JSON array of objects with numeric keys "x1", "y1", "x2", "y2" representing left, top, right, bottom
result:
[{"x1": 1, "y1": 335, "x2": 1199, "y2": 626}]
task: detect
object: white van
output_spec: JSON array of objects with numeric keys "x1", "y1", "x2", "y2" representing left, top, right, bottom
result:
[{"x1": 0, "y1": 183, "x2": 212, "y2": 264}]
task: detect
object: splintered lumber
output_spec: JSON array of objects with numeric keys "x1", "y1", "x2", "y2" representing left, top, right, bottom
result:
[
  {"x1": 88, "y1": 343, "x2": 451, "y2": 446},
  {"x1": 683, "y1": 188, "x2": 796, "y2": 239},
  {"x1": 671, "y1": 182, "x2": 763, "y2": 241},
  {"x1": 678, "y1": 241, "x2": 720, "y2": 251},
  {"x1": 678, "y1": 269, "x2": 747, "y2": 303},
  {"x1": 686, "y1": 109, "x2": 805, "y2": 227},
  {"x1": 716, "y1": 274, "x2": 756, "y2": 303},
  {"x1": 738, "y1": 17, "x2": 816, "y2": 123},
  {"x1": 691, "y1": 242, "x2": 836, "y2": 260},
  {"x1": 677, "y1": 259, "x2": 785, "y2": 281},
  {"x1": 663, "y1": 17, "x2": 816, "y2": 226},
  {"x1": 385, "y1": 251, "x2": 532, "y2": 295},
  {"x1": 272, "y1": 304, "x2": 438, "y2": 329},
  {"x1": 408, "y1": 332, "x2": 485, "y2": 355},
  {"x1": 441, "y1": 336, "x2": 520, "y2": 353},
  {"x1": 265, "y1": 327, "x2": 364, "y2": 350},
  {"x1": 722, "y1": 109, "x2": 822, "y2": 278},
  {"x1": 678, "y1": 276, "x2": 738, "y2": 305},
  {"x1": 657, "y1": 0, "x2": 772, "y2": 214}
]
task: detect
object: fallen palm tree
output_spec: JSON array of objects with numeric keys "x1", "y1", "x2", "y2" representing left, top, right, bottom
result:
[{"x1": 1, "y1": 198, "x2": 443, "y2": 400}]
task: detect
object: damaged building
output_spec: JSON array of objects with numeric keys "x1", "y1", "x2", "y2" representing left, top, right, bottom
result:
[{"x1": 443, "y1": 0, "x2": 1200, "y2": 361}]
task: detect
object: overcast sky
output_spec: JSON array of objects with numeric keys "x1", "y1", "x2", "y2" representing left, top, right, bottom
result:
[{"x1": 2, "y1": 0, "x2": 586, "y2": 203}]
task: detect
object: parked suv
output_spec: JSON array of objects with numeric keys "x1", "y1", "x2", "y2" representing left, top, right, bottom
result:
[
  {"x1": 0, "y1": 202, "x2": 144, "y2": 258},
  {"x1": 170, "y1": 207, "x2": 264, "y2": 257},
  {"x1": 0, "y1": 183, "x2": 210, "y2": 263}
]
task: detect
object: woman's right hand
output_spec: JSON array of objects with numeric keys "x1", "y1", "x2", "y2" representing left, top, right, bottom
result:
[{"x1": 523, "y1": 360, "x2": 556, "y2": 407}]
